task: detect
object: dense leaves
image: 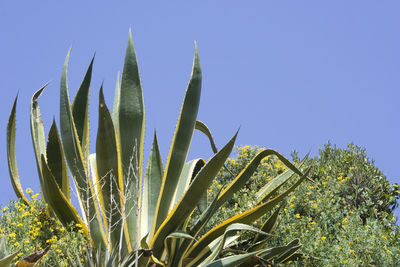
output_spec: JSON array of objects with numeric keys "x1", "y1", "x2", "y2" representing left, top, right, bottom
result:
[{"x1": 210, "y1": 143, "x2": 400, "y2": 266}]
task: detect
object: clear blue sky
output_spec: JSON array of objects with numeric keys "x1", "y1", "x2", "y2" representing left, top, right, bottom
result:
[{"x1": 0, "y1": 1, "x2": 399, "y2": 219}]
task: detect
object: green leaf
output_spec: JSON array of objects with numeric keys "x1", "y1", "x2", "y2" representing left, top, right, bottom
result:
[
  {"x1": 256, "y1": 153, "x2": 308, "y2": 204},
  {"x1": 96, "y1": 86, "x2": 127, "y2": 252},
  {"x1": 195, "y1": 120, "x2": 218, "y2": 153},
  {"x1": 59, "y1": 48, "x2": 89, "y2": 217},
  {"x1": 46, "y1": 120, "x2": 70, "y2": 200},
  {"x1": 72, "y1": 56, "x2": 94, "y2": 162},
  {"x1": 216, "y1": 149, "x2": 304, "y2": 210},
  {"x1": 118, "y1": 30, "x2": 145, "y2": 246},
  {"x1": 150, "y1": 131, "x2": 237, "y2": 258},
  {"x1": 152, "y1": 43, "x2": 202, "y2": 237},
  {"x1": 112, "y1": 71, "x2": 121, "y2": 127},
  {"x1": 141, "y1": 132, "x2": 163, "y2": 242},
  {"x1": 40, "y1": 155, "x2": 87, "y2": 232},
  {"x1": 186, "y1": 168, "x2": 309, "y2": 259},
  {"x1": 172, "y1": 159, "x2": 206, "y2": 210},
  {"x1": 199, "y1": 223, "x2": 272, "y2": 265},
  {"x1": 30, "y1": 84, "x2": 48, "y2": 198},
  {"x1": 59, "y1": 49, "x2": 106, "y2": 249},
  {"x1": 7, "y1": 95, "x2": 29, "y2": 204}
]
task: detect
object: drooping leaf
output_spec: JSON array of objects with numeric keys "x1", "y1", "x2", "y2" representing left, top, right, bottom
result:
[
  {"x1": 40, "y1": 155, "x2": 87, "y2": 232},
  {"x1": 151, "y1": 43, "x2": 202, "y2": 237},
  {"x1": 195, "y1": 120, "x2": 218, "y2": 153},
  {"x1": 6, "y1": 95, "x2": 28, "y2": 204}
]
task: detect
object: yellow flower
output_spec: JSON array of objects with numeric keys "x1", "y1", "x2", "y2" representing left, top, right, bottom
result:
[
  {"x1": 387, "y1": 249, "x2": 391, "y2": 253},
  {"x1": 32, "y1": 193, "x2": 39, "y2": 200},
  {"x1": 17, "y1": 223, "x2": 23, "y2": 227},
  {"x1": 9, "y1": 233, "x2": 16, "y2": 239},
  {"x1": 349, "y1": 249, "x2": 354, "y2": 254},
  {"x1": 2, "y1": 207, "x2": 8, "y2": 212},
  {"x1": 23, "y1": 240, "x2": 29, "y2": 244},
  {"x1": 320, "y1": 236, "x2": 326, "y2": 241},
  {"x1": 295, "y1": 214, "x2": 301, "y2": 219},
  {"x1": 343, "y1": 259, "x2": 348, "y2": 264},
  {"x1": 14, "y1": 241, "x2": 20, "y2": 247},
  {"x1": 25, "y1": 188, "x2": 32, "y2": 194}
]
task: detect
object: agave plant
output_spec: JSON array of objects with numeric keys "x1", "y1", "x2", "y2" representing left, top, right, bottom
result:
[{"x1": 7, "y1": 30, "x2": 309, "y2": 266}]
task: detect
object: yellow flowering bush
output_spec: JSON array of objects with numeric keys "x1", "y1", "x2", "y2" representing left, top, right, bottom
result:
[
  {"x1": 0, "y1": 191, "x2": 87, "y2": 266},
  {"x1": 210, "y1": 144, "x2": 400, "y2": 266}
]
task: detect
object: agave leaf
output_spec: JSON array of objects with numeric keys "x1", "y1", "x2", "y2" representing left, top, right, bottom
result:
[
  {"x1": 150, "y1": 131, "x2": 237, "y2": 258},
  {"x1": 46, "y1": 120, "x2": 70, "y2": 199},
  {"x1": 273, "y1": 239, "x2": 302, "y2": 263},
  {"x1": 216, "y1": 149, "x2": 305, "y2": 211},
  {"x1": 199, "y1": 223, "x2": 272, "y2": 265},
  {"x1": 40, "y1": 155, "x2": 87, "y2": 233},
  {"x1": 152, "y1": 43, "x2": 202, "y2": 237},
  {"x1": 6, "y1": 95, "x2": 29, "y2": 204},
  {"x1": 259, "y1": 239, "x2": 301, "y2": 261},
  {"x1": 195, "y1": 249, "x2": 266, "y2": 267},
  {"x1": 162, "y1": 231, "x2": 196, "y2": 264},
  {"x1": 71, "y1": 56, "x2": 94, "y2": 162},
  {"x1": 59, "y1": 49, "x2": 106, "y2": 248},
  {"x1": 30, "y1": 84, "x2": 48, "y2": 197},
  {"x1": 96, "y1": 87, "x2": 127, "y2": 251},
  {"x1": 112, "y1": 71, "x2": 121, "y2": 127},
  {"x1": 195, "y1": 120, "x2": 218, "y2": 153},
  {"x1": 15, "y1": 245, "x2": 51, "y2": 267},
  {"x1": 186, "y1": 168, "x2": 309, "y2": 259},
  {"x1": 0, "y1": 251, "x2": 19, "y2": 267},
  {"x1": 171, "y1": 188, "x2": 223, "y2": 267},
  {"x1": 59, "y1": 48, "x2": 89, "y2": 219},
  {"x1": 253, "y1": 205, "x2": 282, "y2": 244},
  {"x1": 172, "y1": 159, "x2": 205, "y2": 209},
  {"x1": 141, "y1": 132, "x2": 163, "y2": 241},
  {"x1": 256, "y1": 153, "x2": 308, "y2": 204},
  {"x1": 118, "y1": 30, "x2": 145, "y2": 247}
]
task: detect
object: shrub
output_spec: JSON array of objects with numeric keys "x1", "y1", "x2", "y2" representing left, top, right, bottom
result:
[
  {"x1": 0, "y1": 190, "x2": 87, "y2": 266},
  {"x1": 212, "y1": 144, "x2": 400, "y2": 266}
]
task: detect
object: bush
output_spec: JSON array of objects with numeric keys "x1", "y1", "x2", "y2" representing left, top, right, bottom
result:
[
  {"x1": 211, "y1": 143, "x2": 400, "y2": 266},
  {"x1": 0, "y1": 190, "x2": 87, "y2": 266}
]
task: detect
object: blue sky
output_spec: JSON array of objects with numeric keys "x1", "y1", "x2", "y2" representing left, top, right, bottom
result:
[{"x1": 0, "y1": 1, "x2": 399, "y2": 219}]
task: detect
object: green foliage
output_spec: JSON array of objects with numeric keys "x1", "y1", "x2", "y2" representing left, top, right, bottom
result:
[
  {"x1": 7, "y1": 31, "x2": 307, "y2": 266},
  {"x1": 0, "y1": 191, "x2": 87, "y2": 266},
  {"x1": 212, "y1": 144, "x2": 400, "y2": 266}
]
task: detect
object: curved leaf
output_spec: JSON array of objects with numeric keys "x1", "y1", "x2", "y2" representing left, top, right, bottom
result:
[
  {"x1": 216, "y1": 149, "x2": 304, "y2": 210},
  {"x1": 186, "y1": 168, "x2": 309, "y2": 259},
  {"x1": 30, "y1": 84, "x2": 48, "y2": 197},
  {"x1": 150, "y1": 131, "x2": 237, "y2": 258},
  {"x1": 195, "y1": 120, "x2": 217, "y2": 153},
  {"x1": 7, "y1": 95, "x2": 28, "y2": 204},
  {"x1": 152, "y1": 43, "x2": 202, "y2": 237},
  {"x1": 40, "y1": 155, "x2": 87, "y2": 233}
]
